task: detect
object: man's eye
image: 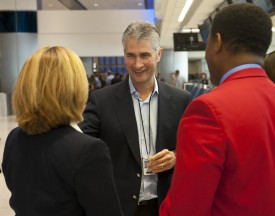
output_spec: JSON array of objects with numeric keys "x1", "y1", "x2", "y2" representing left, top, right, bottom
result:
[
  {"x1": 127, "y1": 55, "x2": 135, "y2": 58},
  {"x1": 141, "y1": 54, "x2": 150, "y2": 59}
]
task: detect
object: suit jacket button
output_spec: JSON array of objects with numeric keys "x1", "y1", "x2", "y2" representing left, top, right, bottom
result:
[
  {"x1": 133, "y1": 195, "x2": 137, "y2": 200},
  {"x1": 137, "y1": 173, "x2": 141, "y2": 178}
]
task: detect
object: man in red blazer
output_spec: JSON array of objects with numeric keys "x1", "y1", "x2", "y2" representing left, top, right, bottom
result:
[{"x1": 160, "y1": 4, "x2": 275, "y2": 216}]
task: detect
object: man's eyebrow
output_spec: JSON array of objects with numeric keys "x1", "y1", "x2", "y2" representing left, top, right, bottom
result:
[{"x1": 125, "y1": 52, "x2": 151, "y2": 55}]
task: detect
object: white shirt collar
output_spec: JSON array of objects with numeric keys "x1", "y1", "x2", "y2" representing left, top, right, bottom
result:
[
  {"x1": 129, "y1": 76, "x2": 159, "y2": 96},
  {"x1": 69, "y1": 122, "x2": 83, "y2": 133}
]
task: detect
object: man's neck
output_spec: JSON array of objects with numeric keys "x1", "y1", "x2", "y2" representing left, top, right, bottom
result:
[{"x1": 134, "y1": 79, "x2": 155, "y2": 101}]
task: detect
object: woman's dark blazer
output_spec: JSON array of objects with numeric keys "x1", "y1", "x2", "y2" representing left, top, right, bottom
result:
[
  {"x1": 2, "y1": 125, "x2": 123, "y2": 216},
  {"x1": 79, "y1": 78, "x2": 192, "y2": 216}
]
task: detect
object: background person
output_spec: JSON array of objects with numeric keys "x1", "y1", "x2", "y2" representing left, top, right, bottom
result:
[
  {"x1": 199, "y1": 72, "x2": 209, "y2": 85},
  {"x1": 79, "y1": 20, "x2": 191, "y2": 216},
  {"x1": 173, "y1": 70, "x2": 185, "y2": 88},
  {"x1": 160, "y1": 4, "x2": 275, "y2": 216},
  {"x1": 263, "y1": 50, "x2": 275, "y2": 83},
  {"x1": 1, "y1": 46, "x2": 123, "y2": 216},
  {"x1": 111, "y1": 73, "x2": 122, "y2": 85}
]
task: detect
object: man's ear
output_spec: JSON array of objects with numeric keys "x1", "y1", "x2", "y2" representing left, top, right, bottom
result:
[
  {"x1": 215, "y1": 33, "x2": 223, "y2": 53},
  {"x1": 156, "y1": 48, "x2": 163, "y2": 62}
]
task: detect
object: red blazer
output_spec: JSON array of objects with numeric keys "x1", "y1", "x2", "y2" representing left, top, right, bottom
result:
[{"x1": 160, "y1": 67, "x2": 275, "y2": 216}]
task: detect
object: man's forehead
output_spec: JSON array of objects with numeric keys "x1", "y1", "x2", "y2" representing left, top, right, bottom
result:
[{"x1": 125, "y1": 50, "x2": 152, "y2": 54}]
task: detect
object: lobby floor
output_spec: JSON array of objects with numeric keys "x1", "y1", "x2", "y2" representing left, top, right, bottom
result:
[{"x1": 0, "y1": 115, "x2": 17, "y2": 215}]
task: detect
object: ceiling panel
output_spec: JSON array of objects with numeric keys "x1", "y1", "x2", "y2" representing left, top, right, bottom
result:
[
  {"x1": 38, "y1": 0, "x2": 275, "y2": 50},
  {"x1": 40, "y1": 0, "x2": 69, "y2": 10},
  {"x1": 79, "y1": 0, "x2": 146, "y2": 10}
]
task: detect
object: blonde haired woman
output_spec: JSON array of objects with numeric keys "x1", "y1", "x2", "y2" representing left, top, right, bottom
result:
[{"x1": 1, "y1": 46, "x2": 122, "y2": 216}]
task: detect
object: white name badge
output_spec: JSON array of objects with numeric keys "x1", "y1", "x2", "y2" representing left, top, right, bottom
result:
[{"x1": 142, "y1": 157, "x2": 155, "y2": 176}]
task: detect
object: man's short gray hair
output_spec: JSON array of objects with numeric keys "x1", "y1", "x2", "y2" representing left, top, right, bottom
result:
[{"x1": 122, "y1": 20, "x2": 161, "y2": 51}]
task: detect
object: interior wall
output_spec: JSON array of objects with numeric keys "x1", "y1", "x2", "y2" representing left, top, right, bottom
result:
[
  {"x1": 158, "y1": 49, "x2": 174, "y2": 84},
  {"x1": 37, "y1": 10, "x2": 155, "y2": 56},
  {"x1": 0, "y1": 0, "x2": 37, "y2": 10}
]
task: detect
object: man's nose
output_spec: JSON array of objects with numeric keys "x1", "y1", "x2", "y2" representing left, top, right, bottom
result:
[{"x1": 134, "y1": 57, "x2": 144, "y2": 68}]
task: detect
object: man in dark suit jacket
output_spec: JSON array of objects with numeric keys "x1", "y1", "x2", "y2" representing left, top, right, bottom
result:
[{"x1": 79, "y1": 20, "x2": 191, "y2": 216}]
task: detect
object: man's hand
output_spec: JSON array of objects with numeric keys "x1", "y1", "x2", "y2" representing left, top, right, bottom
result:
[{"x1": 147, "y1": 149, "x2": 176, "y2": 173}]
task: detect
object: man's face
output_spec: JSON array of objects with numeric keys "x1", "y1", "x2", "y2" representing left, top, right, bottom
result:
[{"x1": 124, "y1": 38, "x2": 162, "y2": 87}]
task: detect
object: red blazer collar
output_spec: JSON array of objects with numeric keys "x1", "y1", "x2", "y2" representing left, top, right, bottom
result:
[{"x1": 222, "y1": 67, "x2": 267, "y2": 84}]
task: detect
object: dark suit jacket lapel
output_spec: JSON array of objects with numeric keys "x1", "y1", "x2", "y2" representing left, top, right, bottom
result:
[
  {"x1": 156, "y1": 82, "x2": 177, "y2": 152},
  {"x1": 112, "y1": 79, "x2": 141, "y2": 167}
]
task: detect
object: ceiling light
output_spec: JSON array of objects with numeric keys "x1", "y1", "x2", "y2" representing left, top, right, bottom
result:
[
  {"x1": 178, "y1": 0, "x2": 194, "y2": 22},
  {"x1": 138, "y1": 3, "x2": 143, "y2": 6},
  {"x1": 181, "y1": 29, "x2": 200, "y2": 33},
  {"x1": 93, "y1": 3, "x2": 99, "y2": 7}
]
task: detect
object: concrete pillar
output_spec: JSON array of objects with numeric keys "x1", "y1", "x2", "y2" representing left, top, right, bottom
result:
[
  {"x1": 0, "y1": 0, "x2": 38, "y2": 115},
  {"x1": 174, "y1": 51, "x2": 188, "y2": 83}
]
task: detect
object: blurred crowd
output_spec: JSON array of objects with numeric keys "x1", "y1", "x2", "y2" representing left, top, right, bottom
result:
[{"x1": 87, "y1": 70, "x2": 127, "y2": 93}]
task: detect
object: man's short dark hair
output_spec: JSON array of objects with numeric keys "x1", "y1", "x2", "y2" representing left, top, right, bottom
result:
[{"x1": 211, "y1": 3, "x2": 272, "y2": 56}]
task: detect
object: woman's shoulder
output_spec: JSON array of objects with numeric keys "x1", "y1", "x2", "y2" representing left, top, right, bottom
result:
[{"x1": 66, "y1": 126, "x2": 108, "y2": 151}]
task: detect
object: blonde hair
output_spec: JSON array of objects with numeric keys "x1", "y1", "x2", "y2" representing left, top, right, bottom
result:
[{"x1": 12, "y1": 46, "x2": 88, "y2": 135}]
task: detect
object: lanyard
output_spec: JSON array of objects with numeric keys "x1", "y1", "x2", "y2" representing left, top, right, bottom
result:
[{"x1": 136, "y1": 91, "x2": 154, "y2": 156}]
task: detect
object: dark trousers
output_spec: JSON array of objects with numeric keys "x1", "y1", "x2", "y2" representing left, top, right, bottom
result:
[{"x1": 135, "y1": 199, "x2": 159, "y2": 216}]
